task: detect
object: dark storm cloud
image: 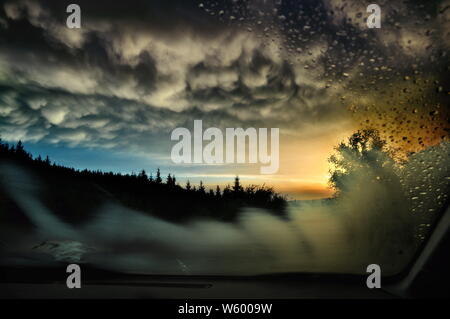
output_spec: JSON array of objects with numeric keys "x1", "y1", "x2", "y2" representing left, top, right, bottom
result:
[{"x1": 0, "y1": 0, "x2": 448, "y2": 153}]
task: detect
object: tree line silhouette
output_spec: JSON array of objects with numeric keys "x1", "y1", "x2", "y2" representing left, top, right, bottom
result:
[{"x1": 0, "y1": 139, "x2": 287, "y2": 223}]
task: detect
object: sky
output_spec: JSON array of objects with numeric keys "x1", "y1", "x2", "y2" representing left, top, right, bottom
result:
[{"x1": 0, "y1": 0, "x2": 448, "y2": 199}]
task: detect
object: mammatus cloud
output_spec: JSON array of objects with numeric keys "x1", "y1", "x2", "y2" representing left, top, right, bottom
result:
[{"x1": 0, "y1": 0, "x2": 333, "y2": 151}]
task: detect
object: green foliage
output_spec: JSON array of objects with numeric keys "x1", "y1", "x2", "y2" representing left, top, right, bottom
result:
[{"x1": 328, "y1": 129, "x2": 396, "y2": 196}]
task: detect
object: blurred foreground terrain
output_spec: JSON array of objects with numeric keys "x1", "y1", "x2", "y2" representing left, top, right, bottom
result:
[{"x1": 1, "y1": 138, "x2": 449, "y2": 276}]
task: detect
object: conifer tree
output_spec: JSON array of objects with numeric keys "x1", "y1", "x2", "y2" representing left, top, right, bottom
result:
[{"x1": 155, "y1": 168, "x2": 162, "y2": 184}]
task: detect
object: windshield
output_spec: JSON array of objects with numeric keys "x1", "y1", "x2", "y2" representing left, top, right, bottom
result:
[{"x1": 0, "y1": 0, "x2": 449, "y2": 277}]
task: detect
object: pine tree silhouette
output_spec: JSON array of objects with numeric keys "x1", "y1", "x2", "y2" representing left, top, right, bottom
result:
[
  {"x1": 199, "y1": 181, "x2": 206, "y2": 194},
  {"x1": 215, "y1": 185, "x2": 221, "y2": 198},
  {"x1": 155, "y1": 168, "x2": 162, "y2": 184},
  {"x1": 16, "y1": 141, "x2": 24, "y2": 154},
  {"x1": 0, "y1": 139, "x2": 287, "y2": 223},
  {"x1": 233, "y1": 176, "x2": 242, "y2": 193},
  {"x1": 138, "y1": 169, "x2": 148, "y2": 182},
  {"x1": 223, "y1": 184, "x2": 231, "y2": 197}
]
